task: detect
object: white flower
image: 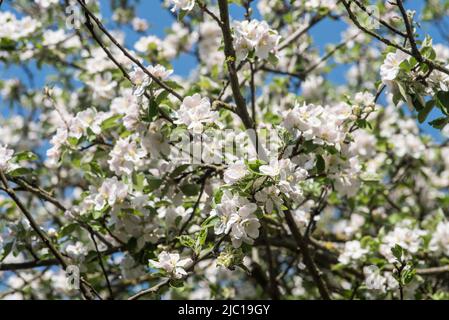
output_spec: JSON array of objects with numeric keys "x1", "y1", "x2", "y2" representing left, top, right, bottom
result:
[
  {"x1": 174, "y1": 94, "x2": 218, "y2": 133},
  {"x1": 380, "y1": 50, "x2": 409, "y2": 83},
  {"x1": 65, "y1": 241, "x2": 88, "y2": 261},
  {"x1": 338, "y1": 240, "x2": 368, "y2": 264},
  {"x1": 141, "y1": 121, "x2": 171, "y2": 158},
  {"x1": 304, "y1": 0, "x2": 337, "y2": 10},
  {"x1": 86, "y1": 72, "x2": 117, "y2": 101},
  {"x1": 149, "y1": 251, "x2": 193, "y2": 279},
  {"x1": 429, "y1": 221, "x2": 449, "y2": 256},
  {"x1": 233, "y1": 19, "x2": 280, "y2": 61},
  {"x1": 130, "y1": 64, "x2": 151, "y2": 97},
  {"x1": 283, "y1": 102, "x2": 322, "y2": 135},
  {"x1": 0, "y1": 145, "x2": 14, "y2": 172},
  {"x1": 199, "y1": 21, "x2": 224, "y2": 68},
  {"x1": 254, "y1": 23, "x2": 280, "y2": 59},
  {"x1": 302, "y1": 75, "x2": 325, "y2": 99},
  {"x1": 379, "y1": 222, "x2": 426, "y2": 263},
  {"x1": 108, "y1": 136, "x2": 147, "y2": 176},
  {"x1": 42, "y1": 29, "x2": 66, "y2": 47},
  {"x1": 147, "y1": 64, "x2": 173, "y2": 80},
  {"x1": 169, "y1": 0, "x2": 195, "y2": 12},
  {"x1": 292, "y1": 200, "x2": 314, "y2": 228},
  {"x1": 34, "y1": 0, "x2": 58, "y2": 8},
  {"x1": 212, "y1": 191, "x2": 260, "y2": 248},
  {"x1": 0, "y1": 12, "x2": 40, "y2": 40},
  {"x1": 224, "y1": 160, "x2": 248, "y2": 184},
  {"x1": 229, "y1": 203, "x2": 261, "y2": 248},
  {"x1": 363, "y1": 265, "x2": 386, "y2": 291},
  {"x1": 94, "y1": 177, "x2": 129, "y2": 211},
  {"x1": 46, "y1": 128, "x2": 68, "y2": 168},
  {"x1": 47, "y1": 227, "x2": 58, "y2": 238},
  {"x1": 131, "y1": 17, "x2": 148, "y2": 32},
  {"x1": 134, "y1": 35, "x2": 162, "y2": 53},
  {"x1": 259, "y1": 159, "x2": 280, "y2": 176},
  {"x1": 334, "y1": 213, "x2": 365, "y2": 237},
  {"x1": 163, "y1": 206, "x2": 191, "y2": 228},
  {"x1": 120, "y1": 254, "x2": 145, "y2": 280},
  {"x1": 68, "y1": 107, "x2": 104, "y2": 139},
  {"x1": 255, "y1": 186, "x2": 282, "y2": 214}
]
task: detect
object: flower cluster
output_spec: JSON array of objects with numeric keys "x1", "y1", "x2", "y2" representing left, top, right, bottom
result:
[
  {"x1": 174, "y1": 94, "x2": 219, "y2": 133},
  {"x1": 283, "y1": 102, "x2": 347, "y2": 148},
  {"x1": 0, "y1": 145, "x2": 14, "y2": 172},
  {"x1": 149, "y1": 251, "x2": 193, "y2": 279},
  {"x1": 233, "y1": 19, "x2": 280, "y2": 61},
  {"x1": 212, "y1": 191, "x2": 261, "y2": 248},
  {"x1": 108, "y1": 135, "x2": 147, "y2": 176},
  {"x1": 168, "y1": 0, "x2": 195, "y2": 13},
  {"x1": 0, "y1": 12, "x2": 41, "y2": 41}
]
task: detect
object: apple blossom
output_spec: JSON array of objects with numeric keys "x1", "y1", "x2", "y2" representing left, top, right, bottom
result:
[
  {"x1": 149, "y1": 251, "x2": 193, "y2": 279},
  {"x1": 174, "y1": 93, "x2": 219, "y2": 133},
  {"x1": 0, "y1": 145, "x2": 14, "y2": 172}
]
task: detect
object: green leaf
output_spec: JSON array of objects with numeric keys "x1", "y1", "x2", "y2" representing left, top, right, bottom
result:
[
  {"x1": 145, "y1": 176, "x2": 163, "y2": 192},
  {"x1": 177, "y1": 9, "x2": 188, "y2": 21},
  {"x1": 0, "y1": 242, "x2": 14, "y2": 262},
  {"x1": 59, "y1": 223, "x2": 79, "y2": 238},
  {"x1": 0, "y1": 38, "x2": 16, "y2": 51},
  {"x1": 180, "y1": 183, "x2": 200, "y2": 196},
  {"x1": 169, "y1": 279, "x2": 184, "y2": 288},
  {"x1": 201, "y1": 215, "x2": 219, "y2": 229},
  {"x1": 147, "y1": 97, "x2": 159, "y2": 122},
  {"x1": 169, "y1": 164, "x2": 190, "y2": 178},
  {"x1": 13, "y1": 151, "x2": 37, "y2": 162},
  {"x1": 411, "y1": 94, "x2": 425, "y2": 112},
  {"x1": 67, "y1": 136, "x2": 79, "y2": 146},
  {"x1": 92, "y1": 210, "x2": 103, "y2": 220},
  {"x1": 316, "y1": 154, "x2": 326, "y2": 174},
  {"x1": 195, "y1": 227, "x2": 209, "y2": 254},
  {"x1": 101, "y1": 114, "x2": 122, "y2": 130},
  {"x1": 267, "y1": 52, "x2": 279, "y2": 65},
  {"x1": 133, "y1": 172, "x2": 146, "y2": 192},
  {"x1": 429, "y1": 116, "x2": 449, "y2": 129},
  {"x1": 402, "y1": 267, "x2": 416, "y2": 285},
  {"x1": 89, "y1": 161, "x2": 105, "y2": 178},
  {"x1": 418, "y1": 100, "x2": 434, "y2": 123},
  {"x1": 435, "y1": 91, "x2": 449, "y2": 114},
  {"x1": 156, "y1": 90, "x2": 170, "y2": 104},
  {"x1": 8, "y1": 167, "x2": 33, "y2": 177},
  {"x1": 391, "y1": 244, "x2": 404, "y2": 261},
  {"x1": 177, "y1": 235, "x2": 195, "y2": 249},
  {"x1": 164, "y1": 80, "x2": 183, "y2": 90}
]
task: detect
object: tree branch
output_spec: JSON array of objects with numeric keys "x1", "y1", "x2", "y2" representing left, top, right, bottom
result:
[{"x1": 283, "y1": 206, "x2": 331, "y2": 300}]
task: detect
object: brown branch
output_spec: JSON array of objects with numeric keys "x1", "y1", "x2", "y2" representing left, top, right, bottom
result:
[
  {"x1": 90, "y1": 233, "x2": 114, "y2": 299},
  {"x1": 283, "y1": 205, "x2": 331, "y2": 300},
  {"x1": 0, "y1": 259, "x2": 59, "y2": 271},
  {"x1": 396, "y1": 0, "x2": 422, "y2": 61},
  {"x1": 341, "y1": 0, "x2": 449, "y2": 76},
  {"x1": 216, "y1": 0, "x2": 254, "y2": 131},
  {"x1": 76, "y1": 0, "x2": 183, "y2": 101},
  {"x1": 261, "y1": 222, "x2": 281, "y2": 300},
  {"x1": 178, "y1": 170, "x2": 211, "y2": 235},
  {"x1": 351, "y1": 0, "x2": 407, "y2": 38},
  {"x1": 0, "y1": 170, "x2": 96, "y2": 300},
  {"x1": 128, "y1": 233, "x2": 228, "y2": 300}
]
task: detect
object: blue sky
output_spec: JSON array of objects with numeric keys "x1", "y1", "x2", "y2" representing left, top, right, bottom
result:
[{"x1": 0, "y1": 0, "x2": 446, "y2": 138}]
